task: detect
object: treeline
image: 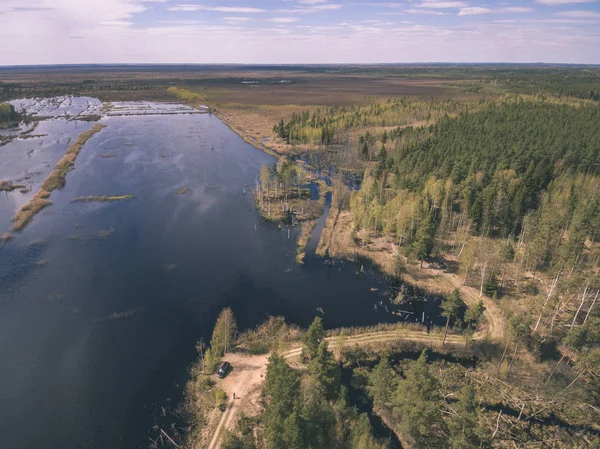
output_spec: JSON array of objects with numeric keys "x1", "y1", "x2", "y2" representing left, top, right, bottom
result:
[
  {"x1": 273, "y1": 98, "x2": 468, "y2": 147},
  {"x1": 0, "y1": 81, "x2": 172, "y2": 102},
  {"x1": 487, "y1": 68, "x2": 600, "y2": 101},
  {"x1": 223, "y1": 317, "x2": 388, "y2": 449}
]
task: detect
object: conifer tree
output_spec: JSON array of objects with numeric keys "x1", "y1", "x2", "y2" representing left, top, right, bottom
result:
[{"x1": 302, "y1": 316, "x2": 324, "y2": 360}]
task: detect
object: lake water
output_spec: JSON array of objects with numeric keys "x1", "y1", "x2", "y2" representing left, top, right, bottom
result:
[{"x1": 0, "y1": 101, "x2": 441, "y2": 448}]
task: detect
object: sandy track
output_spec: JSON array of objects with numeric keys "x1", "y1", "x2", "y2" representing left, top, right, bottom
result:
[
  {"x1": 434, "y1": 268, "x2": 506, "y2": 341},
  {"x1": 205, "y1": 329, "x2": 470, "y2": 449},
  {"x1": 205, "y1": 353, "x2": 269, "y2": 449}
]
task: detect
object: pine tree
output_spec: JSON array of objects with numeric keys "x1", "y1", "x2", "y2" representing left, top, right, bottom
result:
[
  {"x1": 308, "y1": 341, "x2": 341, "y2": 400},
  {"x1": 448, "y1": 385, "x2": 484, "y2": 449},
  {"x1": 441, "y1": 289, "x2": 464, "y2": 345},
  {"x1": 368, "y1": 356, "x2": 396, "y2": 407},
  {"x1": 392, "y1": 350, "x2": 444, "y2": 446},
  {"x1": 413, "y1": 213, "x2": 436, "y2": 267},
  {"x1": 302, "y1": 316, "x2": 324, "y2": 360},
  {"x1": 264, "y1": 354, "x2": 301, "y2": 449}
]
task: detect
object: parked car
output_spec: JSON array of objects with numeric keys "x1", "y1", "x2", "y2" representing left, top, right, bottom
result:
[{"x1": 217, "y1": 361, "x2": 232, "y2": 379}]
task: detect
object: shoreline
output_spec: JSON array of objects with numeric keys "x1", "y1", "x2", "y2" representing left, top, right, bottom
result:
[
  {"x1": 200, "y1": 101, "x2": 505, "y2": 343},
  {"x1": 206, "y1": 104, "x2": 335, "y2": 261}
]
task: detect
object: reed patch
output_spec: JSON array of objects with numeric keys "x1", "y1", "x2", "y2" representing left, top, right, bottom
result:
[
  {"x1": 11, "y1": 123, "x2": 106, "y2": 231},
  {"x1": 71, "y1": 195, "x2": 134, "y2": 203}
]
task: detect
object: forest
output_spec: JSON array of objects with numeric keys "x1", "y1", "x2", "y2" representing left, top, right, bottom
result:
[
  {"x1": 187, "y1": 308, "x2": 599, "y2": 449},
  {"x1": 267, "y1": 85, "x2": 600, "y2": 447}
]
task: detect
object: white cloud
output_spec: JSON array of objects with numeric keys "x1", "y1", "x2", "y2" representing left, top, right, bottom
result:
[
  {"x1": 298, "y1": 0, "x2": 328, "y2": 3},
  {"x1": 418, "y1": 1, "x2": 468, "y2": 8},
  {"x1": 555, "y1": 9, "x2": 600, "y2": 16},
  {"x1": 0, "y1": 0, "x2": 598, "y2": 65},
  {"x1": 101, "y1": 20, "x2": 134, "y2": 26},
  {"x1": 223, "y1": 16, "x2": 253, "y2": 22},
  {"x1": 405, "y1": 8, "x2": 451, "y2": 14},
  {"x1": 168, "y1": 5, "x2": 266, "y2": 13},
  {"x1": 459, "y1": 7, "x2": 492, "y2": 15},
  {"x1": 502, "y1": 7, "x2": 534, "y2": 12},
  {"x1": 268, "y1": 17, "x2": 300, "y2": 23},
  {"x1": 457, "y1": 6, "x2": 534, "y2": 15},
  {"x1": 279, "y1": 3, "x2": 343, "y2": 13},
  {"x1": 536, "y1": 0, "x2": 598, "y2": 4}
]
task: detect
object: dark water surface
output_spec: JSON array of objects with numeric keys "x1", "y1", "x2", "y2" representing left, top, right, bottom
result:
[{"x1": 0, "y1": 110, "x2": 439, "y2": 448}]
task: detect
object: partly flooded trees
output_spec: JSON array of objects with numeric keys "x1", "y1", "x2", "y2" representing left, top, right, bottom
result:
[{"x1": 0, "y1": 102, "x2": 18, "y2": 124}]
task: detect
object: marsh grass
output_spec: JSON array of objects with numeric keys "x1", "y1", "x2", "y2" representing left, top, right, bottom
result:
[
  {"x1": 36, "y1": 259, "x2": 48, "y2": 267},
  {"x1": 175, "y1": 187, "x2": 190, "y2": 194},
  {"x1": 67, "y1": 234, "x2": 87, "y2": 241},
  {"x1": 98, "y1": 307, "x2": 144, "y2": 321},
  {"x1": 29, "y1": 238, "x2": 48, "y2": 247},
  {"x1": 11, "y1": 123, "x2": 106, "y2": 231},
  {"x1": 94, "y1": 227, "x2": 115, "y2": 239},
  {"x1": 71, "y1": 195, "x2": 134, "y2": 203},
  {"x1": 296, "y1": 219, "x2": 317, "y2": 264},
  {"x1": 48, "y1": 293, "x2": 66, "y2": 302},
  {"x1": 1, "y1": 232, "x2": 12, "y2": 242},
  {"x1": 0, "y1": 181, "x2": 26, "y2": 192},
  {"x1": 12, "y1": 190, "x2": 52, "y2": 231}
]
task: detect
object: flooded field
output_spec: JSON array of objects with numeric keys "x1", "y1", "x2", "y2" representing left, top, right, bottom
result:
[{"x1": 0, "y1": 98, "x2": 441, "y2": 448}]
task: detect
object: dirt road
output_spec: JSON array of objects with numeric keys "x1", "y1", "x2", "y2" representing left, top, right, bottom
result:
[{"x1": 205, "y1": 328, "x2": 469, "y2": 449}]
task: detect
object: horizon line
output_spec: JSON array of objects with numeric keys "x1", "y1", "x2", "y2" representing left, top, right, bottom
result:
[{"x1": 1, "y1": 62, "x2": 600, "y2": 70}]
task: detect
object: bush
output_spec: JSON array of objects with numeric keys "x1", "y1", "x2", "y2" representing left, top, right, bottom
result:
[
  {"x1": 213, "y1": 388, "x2": 228, "y2": 411},
  {"x1": 247, "y1": 341, "x2": 270, "y2": 355}
]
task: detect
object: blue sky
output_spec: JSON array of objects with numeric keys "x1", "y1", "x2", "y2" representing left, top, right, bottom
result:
[{"x1": 1, "y1": 0, "x2": 599, "y2": 65}]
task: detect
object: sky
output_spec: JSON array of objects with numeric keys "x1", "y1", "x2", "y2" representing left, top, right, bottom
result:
[{"x1": 1, "y1": 0, "x2": 599, "y2": 65}]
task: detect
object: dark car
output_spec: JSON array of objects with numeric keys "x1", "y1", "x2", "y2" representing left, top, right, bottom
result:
[{"x1": 217, "y1": 361, "x2": 232, "y2": 379}]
